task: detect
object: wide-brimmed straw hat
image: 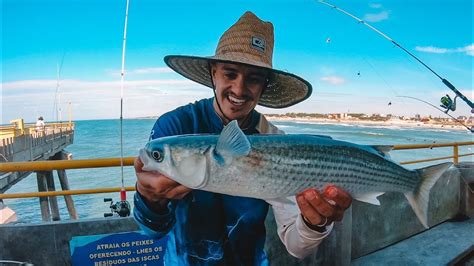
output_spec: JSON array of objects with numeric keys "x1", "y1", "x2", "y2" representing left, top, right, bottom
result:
[{"x1": 164, "y1": 11, "x2": 312, "y2": 108}]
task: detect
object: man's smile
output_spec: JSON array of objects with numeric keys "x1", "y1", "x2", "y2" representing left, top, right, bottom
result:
[{"x1": 227, "y1": 94, "x2": 251, "y2": 107}]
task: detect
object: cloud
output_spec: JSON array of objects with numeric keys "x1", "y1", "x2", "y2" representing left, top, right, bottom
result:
[
  {"x1": 320, "y1": 76, "x2": 346, "y2": 85},
  {"x1": 131, "y1": 67, "x2": 174, "y2": 74},
  {"x1": 457, "y1": 44, "x2": 474, "y2": 56},
  {"x1": 415, "y1": 44, "x2": 474, "y2": 56},
  {"x1": 363, "y1": 11, "x2": 389, "y2": 22},
  {"x1": 106, "y1": 67, "x2": 174, "y2": 76},
  {"x1": 2, "y1": 79, "x2": 195, "y2": 91},
  {"x1": 1, "y1": 78, "x2": 210, "y2": 122},
  {"x1": 415, "y1": 46, "x2": 448, "y2": 54},
  {"x1": 318, "y1": 92, "x2": 353, "y2": 97},
  {"x1": 369, "y1": 3, "x2": 382, "y2": 8}
]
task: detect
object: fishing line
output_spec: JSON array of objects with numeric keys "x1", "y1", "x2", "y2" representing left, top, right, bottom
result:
[
  {"x1": 119, "y1": 0, "x2": 130, "y2": 196},
  {"x1": 397, "y1": 96, "x2": 472, "y2": 131},
  {"x1": 53, "y1": 52, "x2": 66, "y2": 122},
  {"x1": 360, "y1": 56, "x2": 404, "y2": 104},
  {"x1": 318, "y1": 0, "x2": 473, "y2": 111}
]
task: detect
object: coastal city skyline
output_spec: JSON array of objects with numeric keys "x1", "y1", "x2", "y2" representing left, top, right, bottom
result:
[{"x1": 2, "y1": 0, "x2": 473, "y2": 123}]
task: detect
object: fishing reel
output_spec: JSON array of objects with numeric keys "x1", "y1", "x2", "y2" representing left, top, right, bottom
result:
[
  {"x1": 104, "y1": 189, "x2": 131, "y2": 217},
  {"x1": 440, "y1": 94, "x2": 457, "y2": 114}
]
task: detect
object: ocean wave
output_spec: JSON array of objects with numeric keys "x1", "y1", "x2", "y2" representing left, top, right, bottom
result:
[{"x1": 360, "y1": 131, "x2": 385, "y2": 136}]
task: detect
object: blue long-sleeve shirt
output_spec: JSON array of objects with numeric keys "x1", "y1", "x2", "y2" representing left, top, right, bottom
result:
[{"x1": 134, "y1": 98, "x2": 270, "y2": 265}]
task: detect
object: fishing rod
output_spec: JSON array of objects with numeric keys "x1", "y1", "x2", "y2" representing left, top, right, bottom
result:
[
  {"x1": 105, "y1": 0, "x2": 131, "y2": 218},
  {"x1": 318, "y1": 0, "x2": 473, "y2": 113},
  {"x1": 53, "y1": 52, "x2": 66, "y2": 122},
  {"x1": 397, "y1": 95, "x2": 472, "y2": 132}
]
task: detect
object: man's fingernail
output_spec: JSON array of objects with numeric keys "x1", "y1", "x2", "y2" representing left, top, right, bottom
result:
[
  {"x1": 305, "y1": 190, "x2": 316, "y2": 200},
  {"x1": 328, "y1": 187, "x2": 338, "y2": 197},
  {"x1": 297, "y1": 195, "x2": 304, "y2": 203}
]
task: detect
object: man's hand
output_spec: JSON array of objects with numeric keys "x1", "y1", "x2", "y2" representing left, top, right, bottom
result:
[
  {"x1": 296, "y1": 185, "x2": 352, "y2": 228},
  {"x1": 135, "y1": 157, "x2": 192, "y2": 212}
]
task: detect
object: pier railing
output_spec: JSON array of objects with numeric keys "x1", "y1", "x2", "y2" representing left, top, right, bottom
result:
[
  {"x1": 394, "y1": 141, "x2": 473, "y2": 165},
  {"x1": 0, "y1": 141, "x2": 472, "y2": 200},
  {"x1": 0, "y1": 120, "x2": 74, "y2": 160},
  {"x1": 0, "y1": 120, "x2": 74, "y2": 138}
]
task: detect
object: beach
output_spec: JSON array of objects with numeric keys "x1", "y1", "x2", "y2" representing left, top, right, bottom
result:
[{"x1": 265, "y1": 116, "x2": 472, "y2": 132}]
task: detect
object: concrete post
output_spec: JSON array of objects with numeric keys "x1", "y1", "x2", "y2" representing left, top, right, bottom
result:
[
  {"x1": 36, "y1": 171, "x2": 51, "y2": 221},
  {"x1": 44, "y1": 171, "x2": 61, "y2": 221},
  {"x1": 56, "y1": 151, "x2": 78, "y2": 219}
]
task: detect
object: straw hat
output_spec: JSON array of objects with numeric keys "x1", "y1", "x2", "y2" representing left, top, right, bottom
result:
[{"x1": 164, "y1": 11, "x2": 312, "y2": 108}]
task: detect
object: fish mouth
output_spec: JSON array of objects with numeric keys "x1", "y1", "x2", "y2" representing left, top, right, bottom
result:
[{"x1": 139, "y1": 148, "x2": 152, "y2": 170}]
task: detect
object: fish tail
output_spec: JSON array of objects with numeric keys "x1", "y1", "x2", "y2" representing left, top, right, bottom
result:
[{"x1": 404, "y1": 162, "x2": 453, "y2": 228}]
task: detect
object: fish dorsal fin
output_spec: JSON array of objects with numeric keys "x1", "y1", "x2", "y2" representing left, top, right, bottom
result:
[
  {"x1": 216, "y1": 120, "x2": 251, "y2": 158},
  {"x1": 353, "y1": 192, "x2": 385, "y2": 205},
  {"x1": 370, "y1": 145, "x2": 393, "y2": 157}
]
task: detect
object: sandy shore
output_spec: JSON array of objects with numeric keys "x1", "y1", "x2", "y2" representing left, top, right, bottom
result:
[{"x1": 265, "y1": 116, "x2": 472, "y2": 132}]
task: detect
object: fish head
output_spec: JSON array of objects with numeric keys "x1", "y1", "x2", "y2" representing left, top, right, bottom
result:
[{"x1": 139, "y1": 136, "x2": 211, "y2": 189}]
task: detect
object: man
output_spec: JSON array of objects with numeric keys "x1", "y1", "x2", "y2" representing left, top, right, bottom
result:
[
  {"x1": 134, "y1": 11, "x2": 352, "y2": 265},
  {"x1": 35, "y1": 116, "x2": 45, "y2": 133}
]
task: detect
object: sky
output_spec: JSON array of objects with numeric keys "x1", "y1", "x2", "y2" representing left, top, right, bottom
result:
[{"x1": 2, "y1": 0, "x2": 473, "y2": 123}]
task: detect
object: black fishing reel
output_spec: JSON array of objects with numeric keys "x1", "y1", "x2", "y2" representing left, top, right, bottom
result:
[
  {"x1": 440, "y1": 94, "x2": 457, "y2": 114},
  {"x1": 104, "y1": 197, "x2": 131, "y2": 217}
]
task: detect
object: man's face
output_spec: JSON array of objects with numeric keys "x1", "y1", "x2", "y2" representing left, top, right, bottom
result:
[{"x1": 211, "y1": 62, "x2": 268, "y2": 122}]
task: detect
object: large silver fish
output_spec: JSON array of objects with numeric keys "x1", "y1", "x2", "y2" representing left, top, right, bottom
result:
[{"x1": 140, "y1": 120, "x2": 452, "y2": 228}]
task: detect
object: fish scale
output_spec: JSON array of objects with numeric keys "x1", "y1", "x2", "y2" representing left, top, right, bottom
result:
[{"x1": 195, "y1": 137, "x2": 419, "y2": 198}]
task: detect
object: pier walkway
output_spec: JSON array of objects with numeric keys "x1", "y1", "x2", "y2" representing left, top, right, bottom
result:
[{"x1": 0, "y1": 119, "x2": 74, "y2": 193}]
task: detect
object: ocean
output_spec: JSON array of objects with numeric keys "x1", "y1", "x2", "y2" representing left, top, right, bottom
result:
[{"x1": 4, "y1": 118, "x2": 473, "y2": 224}]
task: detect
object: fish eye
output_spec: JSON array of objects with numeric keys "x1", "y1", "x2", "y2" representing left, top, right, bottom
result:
[{"x1": 151, "y1": 150, "x2": 163, "y2": 162}]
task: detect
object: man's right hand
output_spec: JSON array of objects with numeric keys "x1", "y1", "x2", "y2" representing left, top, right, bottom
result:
[{"x1": 134, "y1": 157, "x2": 192, "y2": 212}]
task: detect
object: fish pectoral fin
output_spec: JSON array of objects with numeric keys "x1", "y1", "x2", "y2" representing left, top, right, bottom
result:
[
  {"x1": 216, "y1": 120, "x2": 251, "y2": 158},
  {"x1": 353, "y1": 192, "x2": 385, "y2": 205}
]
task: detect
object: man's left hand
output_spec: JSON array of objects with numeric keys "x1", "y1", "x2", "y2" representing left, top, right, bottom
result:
[{"x1": 296, "y1": 185, "x2": 352, "y2": 228}]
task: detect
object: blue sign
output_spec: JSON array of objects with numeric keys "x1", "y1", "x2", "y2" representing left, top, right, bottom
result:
[{"x1": 70, "y1": 231, "x2": 167, "y2": 266}]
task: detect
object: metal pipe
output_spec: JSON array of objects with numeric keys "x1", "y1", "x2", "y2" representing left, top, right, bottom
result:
[
  {"x1": 400, "y1": 152, "x2": 473, "y2": 165},
  {"x1": 453, "y1": 145, "x2": 459, "y2": 164},
  {"x1": 393, "y1": 141, "x2": 473, "y2": 150},
  {"x1": 0, "y1": 186, "x2": 136, "y2": 199},
  {"x1": 0, "y1": 157, "x2": 135, "y2": 172}
]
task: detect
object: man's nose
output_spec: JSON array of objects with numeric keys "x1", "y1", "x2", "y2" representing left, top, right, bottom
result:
[{"x1": 234, "y1": 75, "x2": 247, "y2": 95}]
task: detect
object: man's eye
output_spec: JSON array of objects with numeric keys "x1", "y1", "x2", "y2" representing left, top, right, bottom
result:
[
  {"x1": 248, "y1": 76, "x2": 265, "y2": 85},
  {"x1": 224, "y1": 73, "x2": 237, "y2": 79}
]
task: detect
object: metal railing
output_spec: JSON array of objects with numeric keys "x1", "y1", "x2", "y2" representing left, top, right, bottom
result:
[
  {"x1": 393, "y1": 141, "x2": 473, "y2": 164},
  {"x1": 0, "y1": 141, "x2": 472, "y2": 200},
  {"x1": 0, "y1": 120, "x2": 74, "y2": 139}
]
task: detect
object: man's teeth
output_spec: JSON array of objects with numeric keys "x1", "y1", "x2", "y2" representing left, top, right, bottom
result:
[{"x1": 228, "y1": 95, "x2": 246, "y2": 105}]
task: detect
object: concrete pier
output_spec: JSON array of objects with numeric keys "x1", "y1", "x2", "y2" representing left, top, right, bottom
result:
[
  {"x1": 0, "y1": 119, "x2": 74, "y2": 193},
  {"x1": 0, "y1": 119, "x2": 76, "y2": 222}
]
